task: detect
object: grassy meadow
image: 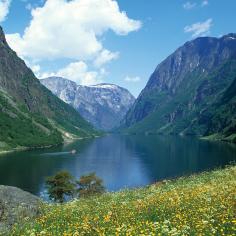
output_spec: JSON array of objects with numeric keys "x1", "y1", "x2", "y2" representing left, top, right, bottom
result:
[{"x1": 10, "y1": 166, "x2": 236, "y2": 236}]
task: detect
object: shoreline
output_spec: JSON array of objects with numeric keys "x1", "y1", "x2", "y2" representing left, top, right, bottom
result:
[
  {"x1": 200, "y1": 133, "x2": 236, "y2": 145},
  {"x1": 129, "y1": 131, "x2": 236, "y2": 145},
  {"x1": 1, "y1": 133, "x2": 235, "y2": 156},
  {"x1": 0, "y1": 144, "x2": 59, "y2": 156},
  {"x1": 0, "y1": 134, "x2": 102, "y2": 156}
]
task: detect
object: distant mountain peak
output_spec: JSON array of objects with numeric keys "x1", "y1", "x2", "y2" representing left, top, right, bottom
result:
[
  {"x1": 42, "y1": 77, "x2": 125, "y2": 90},
  {"x1": 221, "y1": 33, "x2": 236, "y2": 40},
  {"x1": 41, "y1": 77, "x2": 135, "y2": 131}
]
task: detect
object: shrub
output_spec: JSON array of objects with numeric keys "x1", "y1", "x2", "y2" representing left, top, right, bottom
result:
[
  {"x1": 77, "y1": 172, "x2": 105, "y2": 198},
  {"x1": 46, "y1": 171, "x2": 76, "y2": 203}
]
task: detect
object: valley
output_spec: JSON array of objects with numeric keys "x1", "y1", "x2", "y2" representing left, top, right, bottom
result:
[{"x1": 0, "y1": 1, "x2": 236, "y2": 234}]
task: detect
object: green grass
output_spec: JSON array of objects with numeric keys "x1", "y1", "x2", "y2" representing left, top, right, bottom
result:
[
  {"x1": 10, "y1": 166, "x2": 236, "y2": 235},
  {"x1": 0, "y1": 91, "x2": 63, "y2": 150}
]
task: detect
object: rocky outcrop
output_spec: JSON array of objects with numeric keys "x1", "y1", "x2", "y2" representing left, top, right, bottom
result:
[{"x1": 0, "y1": 185, "x2": 42, "y2": 233}]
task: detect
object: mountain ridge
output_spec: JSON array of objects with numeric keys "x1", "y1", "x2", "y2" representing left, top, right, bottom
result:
[
  {"x1": 121, "y1": 33, "x2": 236, "y2": 142},
  {"x1": 41, "y1": 77, "x2": 135, "y2": 131}
]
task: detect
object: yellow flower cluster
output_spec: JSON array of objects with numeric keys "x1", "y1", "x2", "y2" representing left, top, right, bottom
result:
[{"x1": 10, "y1": 166, "x2": 236, "y2": 236}]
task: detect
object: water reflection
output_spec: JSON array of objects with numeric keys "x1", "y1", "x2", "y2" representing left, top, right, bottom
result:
[{"x1": 0, "y1": 135, "x2": 235, "y2": 198}]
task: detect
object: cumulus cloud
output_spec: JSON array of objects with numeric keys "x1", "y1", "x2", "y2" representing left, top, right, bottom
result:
[
  {"x1": 55, "y1": 61, "x2": 101, "y2": 85},
  {"x1": 183, "y1": 2, "x2": 196, "y2": 10},
  {"x1": 94, "y1": 49, "x2": 119, "y2": 67},
  {"x1": 0, "y1": 0, "x2": 11, "y2": 22},
  {"x1": 184, "y1": 18, "x2": 213, "y2": 37},
  {"x1": 39, "y1": 61, "x2": 104, "y2": 85},
  {"x1": 124, "y1": 76, "x2": 141, "y2": 82},
  {"x1": 6, "y1": 0, "x2": 141, "y2": 62}
]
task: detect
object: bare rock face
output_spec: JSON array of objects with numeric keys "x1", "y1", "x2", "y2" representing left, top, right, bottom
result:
[
  {"x1": 0, "y1": 185, "x2": 42, "y2": 233},
  {"x1": 121, "y1": 34, "x2": 236, "y2": 138},
  {"x1": 41, "y1": 77, "x2": 135, "y2": 131}
]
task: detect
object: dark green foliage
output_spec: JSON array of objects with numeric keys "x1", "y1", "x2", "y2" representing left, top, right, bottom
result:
[
  {"x1": 221, "y1": 76, "x2": 236, "y2": 103},
  {"x1": 199, "y1": 76, "x2": 236, "y2": 142},
  {"x1": 0, "y1": 92, "x2": 62, "y2": 149},
  {"x1": 45, "y1": 171, "x2": 106, "y2": 202},
  {"x1": 77, "y1": 173, "x2": 105, "y2": 198},
  {"x1": 46, "y1": 171, "x2": 76, "y2": 203}
]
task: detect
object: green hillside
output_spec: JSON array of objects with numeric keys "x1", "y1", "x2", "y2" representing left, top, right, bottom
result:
[
  {"x1": 199, "y1": 75, "x2": 236, "y2": 143},
  {"x1": 0, "y1": 27, "x2": 98, "y2": 151}
]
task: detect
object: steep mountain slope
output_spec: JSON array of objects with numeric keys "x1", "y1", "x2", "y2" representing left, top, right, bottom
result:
[
  {"x1": 41, "y1": 77, "x2": 135, "y2": 131},
  {"x1": 121, "y1": 34, "x2": 236, "y2": 141},
  {"x1": 0, "y1": 27, "x2": 97, "y2": 151},
  {"x1": 196, "y1": 75, "x2": 236, "y2": 142}
]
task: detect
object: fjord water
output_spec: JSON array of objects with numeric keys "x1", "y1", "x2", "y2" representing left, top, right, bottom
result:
[{"x1": 0, "y1": 135, "x2": 235, "y2": 198}]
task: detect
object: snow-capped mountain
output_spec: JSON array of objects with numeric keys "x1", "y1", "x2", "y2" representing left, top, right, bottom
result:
[{"x1": 40, "y1": 77, "x2": 135, "y2": 131}]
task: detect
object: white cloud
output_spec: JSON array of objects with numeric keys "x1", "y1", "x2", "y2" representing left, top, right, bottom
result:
[
  {"x1": 184, "y1": 18, "x2": 213, "y2": 37},
  {"x1": 6, "y1": 0, "x2": 141, "y2": 62},
  {"x1": 56, "y1": 61, "x2": 100, "y2": 85},
  {"x1": 39, "y1": 61, "x2": 103, "y2": 85},
  {"x1": 0, "y1": 0, "x2": 11, "y2": 22},
  {"x1": 94, "y1": 49, "x2": 119, "y2": 67},
  {"x1": 124, "y1": 76, "x2": 141, "y2": 82},
  {"x1": 183, "y1": 2, "x2": 196, "y2": 10},
  {"x1": 31, "y1": 64, "x2": 41, "y2": 74},
  {"x1": 201, "y1": 0, "x2": 208, "y2": 7},
  {"x1": 183, "y1": 1, "x2": 209, "y2": 10}
]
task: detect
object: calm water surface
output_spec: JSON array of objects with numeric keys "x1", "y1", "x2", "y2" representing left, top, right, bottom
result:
[{"x1": 0, "y1": 135, "x2": 235, "y2": 199}]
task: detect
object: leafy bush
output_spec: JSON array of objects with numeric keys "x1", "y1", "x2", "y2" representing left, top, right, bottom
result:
[
  {"x1": 46, "y1": 171, "x2": 105, "y2": 202},
  {"x1": 77, "y1": 172, "x2": 105, "y2": 198},
  {"x1": 46, "y1": 171, "x2": 76, "y2": 203}
]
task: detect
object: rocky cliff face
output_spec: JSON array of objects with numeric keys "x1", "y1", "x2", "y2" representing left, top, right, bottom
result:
[
  {"x1": 122, "y1": 34, "x2": 236, "y2": 140},
  {"x1": 41, "y1": 77, "x2": 135, "y2": 131},
  {"x1": 0, "y1": 27, "x2": 97, "y2": 151}
]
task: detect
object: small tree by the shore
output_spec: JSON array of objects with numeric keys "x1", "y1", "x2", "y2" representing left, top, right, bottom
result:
[
  {"x1": 77, "y1": 172, "x2": 105, "y2": 198},
  {"x1": 45, "y1": 171, "x2": 105, "y2": 202},
  {"x1": 46, "y1": 171, "x2": 75, "y2": 203}
]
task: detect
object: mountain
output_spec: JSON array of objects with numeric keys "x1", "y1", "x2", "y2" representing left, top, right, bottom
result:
[
  {"x1": 0, "y1": 27, "x2": 97, "y2": 151},
  {"x1": 41, "y1": 77, "x2": 135, "y2": 131},
  {"x1": 121, "y1": 33, "x2": 236, "y2": 142}
]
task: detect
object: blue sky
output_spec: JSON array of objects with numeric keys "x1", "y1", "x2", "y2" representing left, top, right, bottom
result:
[{"x1": 1, "y1": 0, "x2": 236, "y2": 97}]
